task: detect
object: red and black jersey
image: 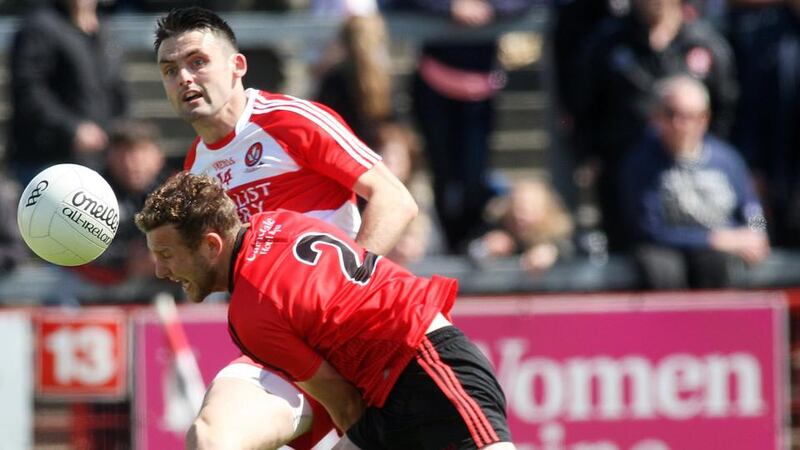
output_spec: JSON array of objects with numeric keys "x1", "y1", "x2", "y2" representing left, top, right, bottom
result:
[{"x1": 228, "y1": 211, "x2": 457, "y2": 407}]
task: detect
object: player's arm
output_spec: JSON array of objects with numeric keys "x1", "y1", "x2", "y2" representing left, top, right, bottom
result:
[
  {"x1": 296, "y1": 359, "x2": 365, "y2": 432},
  {"x1": 260, "y1": 101, "x2": 417, "y2": 254},
  {"x1": 353, "y1": 162, "x2": 419, "y2": 255}
]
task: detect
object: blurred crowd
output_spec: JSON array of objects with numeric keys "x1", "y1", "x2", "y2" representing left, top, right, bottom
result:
[{"x1": 1, "y1": 0, "x2": 799, "y2": 304}]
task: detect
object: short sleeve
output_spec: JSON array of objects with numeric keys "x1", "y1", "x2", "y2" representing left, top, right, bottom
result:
[
  {"x1": 229, "y1": 285, "x2": 323, "y2": 382},
  {"x1": 255, "y1": 98, "x2": 381, "y2": 189}
]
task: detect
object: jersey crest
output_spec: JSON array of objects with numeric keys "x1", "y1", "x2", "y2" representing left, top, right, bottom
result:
[{"x1": 245, "y1": 142, "x2": 263, "y2": 167}]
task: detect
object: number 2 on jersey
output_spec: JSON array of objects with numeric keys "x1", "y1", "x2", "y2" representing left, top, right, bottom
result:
[{"x1": 293, "y1": 233, "x2": 379, "y2": 285}]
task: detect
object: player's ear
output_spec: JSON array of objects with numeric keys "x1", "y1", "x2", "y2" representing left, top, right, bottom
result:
[
  {"x1": 232, "y1": 52, "x2": 247, "y2": 78},
  {"x1": 203, "y1": 231, "x2": 224, "y2": 259}
]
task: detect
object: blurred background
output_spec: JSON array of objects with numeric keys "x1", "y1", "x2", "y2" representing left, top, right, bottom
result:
[{"x1": 1, "y1": 0, "x2": 800, "y2": 448}]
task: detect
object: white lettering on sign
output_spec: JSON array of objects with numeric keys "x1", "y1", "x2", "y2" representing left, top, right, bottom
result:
[
  {"x1": 514, "y1": 422, "x2": 672, "y2": 450},
  {"x1": 477, "y1": 339, "x2": 765, "y2": 423},
  {"x1": 45, "y1": 326, "x2": 116, "y2": 385}
]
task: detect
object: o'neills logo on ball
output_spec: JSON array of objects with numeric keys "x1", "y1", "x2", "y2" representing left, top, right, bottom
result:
[
  {"x1": 60, "y1": 190, "x2": 118, "y2": 246},
  {"x1": 64, "y1": 190, "x2": 119, "y2": 232},
  {"x1": 25, "y1": 180, "x2": 49, "y2": 207}
]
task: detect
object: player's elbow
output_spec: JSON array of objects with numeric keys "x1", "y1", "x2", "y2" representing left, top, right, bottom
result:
[
  {"x1": 342, "y1": 397, "x2": 367, "y2": 431},
  {"x1": 396, "y1": 189, "x2": 419, "y2": 225}
]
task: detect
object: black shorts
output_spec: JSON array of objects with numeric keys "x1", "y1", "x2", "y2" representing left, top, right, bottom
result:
[{"x1": 347, "y1": 326, "x2": 512, "y2": 450}]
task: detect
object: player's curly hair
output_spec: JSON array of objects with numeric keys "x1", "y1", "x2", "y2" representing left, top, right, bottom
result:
[
  {"x1": 154, "y1": 6, "x2": 238, "y2": 53},
  {"x1": 135, "y1": 172, "x2": 240, "y2": 249}
]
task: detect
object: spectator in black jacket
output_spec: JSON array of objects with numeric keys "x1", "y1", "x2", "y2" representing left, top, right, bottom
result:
[
  {"x1": 6, "y1": 0, "x2": 128, "y2": 185},
  {"x1": 730, "y1": 0, "x2": 800, "y2": 248},
  {"x1": 386, "y1": 0, "x2": 535, "y2": 253},
  {"x1": 571, "y1": 0, "x2": 738, "y2": 252}
]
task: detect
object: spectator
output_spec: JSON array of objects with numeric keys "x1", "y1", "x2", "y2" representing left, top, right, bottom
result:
[
  {"x1": 315, "y1": 13, "x2": 393, "y2": 148},
  {"x1": 571, "y1": 0, "x2": 738, "y2": 252},
  {"x1": 619, "y1": 75, "x2": 768, "y2": 290},
  {"x1": 387, "y1": 0, "x2": 534, "y2": 254},
  {"x1": 373, "y1": 121, "x2": 441, "y2": 265},
  {"x1": 551, "y1": 0, "x2": 630, "y2": 233},
  {"x1": 729, "y1": 0, "x2": 800, "y2": 247},
  {"x1": 309, "y1": 0, "x2": 381, "y2": 72},
  {"x1": 70, "y1": 121, "x2": 171, "y2": 298},
  {"x1": 553, "y1": 0, "x2": 629, "y2": 121},
  {"x1": 6, "y1": 0, "x2": 128, "y2": 185},
  {"x1": 374, "y1": 122, "x2": 423, "y2": 188},
  {"x1": 0, "y1": 176, "x2": 29, "y2": 274},
  {"x1": 468, "y1": 178, "x2": 574, "y2": 275},
  {"x1": 386, "y1": 207, "x2": 433, "y2": 266},
  {"x1": 128, "y1": 1, "x2": 292, "y2": 12}
]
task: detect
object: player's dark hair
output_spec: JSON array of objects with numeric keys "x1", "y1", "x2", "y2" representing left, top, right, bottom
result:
[
  {"x1": 135, "y1": 172, "x2": 240, "y2": 249},
  {"x1": 154, "y1": 6, "x2": 238, "y2": 53}
]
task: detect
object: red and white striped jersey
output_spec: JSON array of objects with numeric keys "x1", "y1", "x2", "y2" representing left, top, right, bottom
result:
[{"x1": 184, "y1": 88, "x2": 381, "y2": 237}]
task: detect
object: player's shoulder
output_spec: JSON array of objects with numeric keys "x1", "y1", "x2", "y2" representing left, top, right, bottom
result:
[
  {"x1": 253, "y1": 208, "x2": 334, "y2": 233},
  {"x1": 246, "y1": 209, "x2": 312, "y2": 244},
  {"x1": 249, "y1": 89, "x2": 343, "y2": 126},
  {"x1": 251, "y1": 208, "x2": 302, "y2": 226}
]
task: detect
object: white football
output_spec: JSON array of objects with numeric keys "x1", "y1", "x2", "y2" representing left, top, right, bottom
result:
[{"x1": 17, "y1": 164, "x2": 120, "y2": 266}]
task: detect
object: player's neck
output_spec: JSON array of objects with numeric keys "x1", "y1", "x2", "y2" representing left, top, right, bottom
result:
[
  {"x1": 194, "y1": 90, "x2": 248, "y2": 145},
  {"x1": 224, "y1": 224, "x2": 247, "y2": 293}
]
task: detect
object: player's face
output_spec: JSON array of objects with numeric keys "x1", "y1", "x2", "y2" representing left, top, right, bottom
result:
[
  {"x1": 157, "y1": 30, "x2": 243, "y2": 124},
  {"x1": 146, "y1": 224, "x2": 218, "y2": 302}
]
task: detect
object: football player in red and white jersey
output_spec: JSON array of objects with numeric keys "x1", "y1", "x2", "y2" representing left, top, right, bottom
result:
[
  {"x1": 154, "y1": 7, "x2": 417, "y2": 450},
  {"x1": 136, "y1": 172, "x2": 516, "y2": 450}
]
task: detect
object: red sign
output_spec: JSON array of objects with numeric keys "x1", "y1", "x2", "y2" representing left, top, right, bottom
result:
[
  {"x1": 454, "y1": 291, "x2": 788, "y2": 450},
  {"x1": 133, "y1": 305, "x2": 239, "y2": 450},
  {"x1": 35, "y1": 308, "x2": 128, "y2": 400},
  {"x1": 132, "y1": 292, "x2": 788, "y2": 450}
]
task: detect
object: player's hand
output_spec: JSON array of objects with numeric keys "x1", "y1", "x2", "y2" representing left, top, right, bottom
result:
[
  {"x1": 451, "y1": 0, "x2": 494, "y2": 27},
  {"x1": 74, "y1": 121, "x2": 108, "y2": 154}
]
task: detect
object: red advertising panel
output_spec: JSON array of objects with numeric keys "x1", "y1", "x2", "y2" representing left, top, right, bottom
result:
[
  {"x1": 133, "y1": 305, "x2": 239, "y2": 450},
  {"x1": 454, "y1": 291, "x2": 788, "y2": 450},
  {"x1": 132, "y1": 292, "x2": 788, "y2": 450},
  {"x1": 35, "y1": 307, "x2": 128, "y2": 400}
]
